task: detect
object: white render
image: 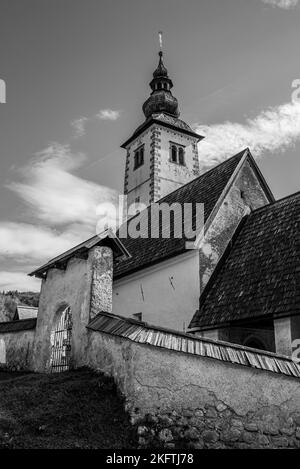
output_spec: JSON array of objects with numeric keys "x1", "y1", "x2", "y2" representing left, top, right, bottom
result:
[
  {"x1": 123, "y1": 122, "x2": 200, "y2": 210},
  {"x1": 113, "y1": 250, "x2": 200, "y2": 332}
]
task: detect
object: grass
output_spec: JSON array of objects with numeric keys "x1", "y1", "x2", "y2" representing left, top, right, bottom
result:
[{"x1": 0, "y1": 368, "x2": 137, "y2": 449}]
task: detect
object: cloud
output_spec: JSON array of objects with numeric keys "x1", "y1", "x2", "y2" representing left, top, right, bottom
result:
[
  {"x1": 70, "y1": 109, "x2": 122, "y2": 138},
  {"x1": 2, "y1": 143, "x2": 122, "y2": 291},
  {"x1": 71, "y1": 116, "x2": 89, "y2": 137},
  {"x1": 195, "y1": 100, "x2": 300, "y2": 169},
  {"x1": 0, "y1": 271, "x2": 41, "y2": 291},
  {"x1": 8, "y1": 143, "x2": 118, "y2": 228},
  {"x1": 261, "y1": 0, "x2": 299, "y2": 9},
  {"x1": 97, "y1": 109, "x2": 122, "y2": 121},
  {"x1": 0, "y1": 222, "x2": 81, "y2": 261}
]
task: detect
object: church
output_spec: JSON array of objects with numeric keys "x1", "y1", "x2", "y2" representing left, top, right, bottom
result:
[{"x1": 2, "y1": 47, "x2": 298, "y2": 374}]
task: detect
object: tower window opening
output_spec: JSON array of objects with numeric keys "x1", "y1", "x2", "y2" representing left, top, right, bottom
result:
[
  {"x1": 178, "y1": 147, "x2": 185, "y2": 166},
  {"x1": 171, "y1": 145, "x2": 177, "y2": 163},
  {"x1": 170, "y1": 143, "x2": 185, "y2": 166},
  {"x1": 134, "y1": 145, "x2": 145, "y2": 170}
]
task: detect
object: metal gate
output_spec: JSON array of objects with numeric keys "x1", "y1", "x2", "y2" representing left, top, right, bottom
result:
[{"x1": 50, "y1": 306, "x2": 72, "y2": 373}]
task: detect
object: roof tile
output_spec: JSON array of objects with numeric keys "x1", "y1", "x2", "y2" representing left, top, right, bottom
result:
[{"x1": 190, "y1": 192, "x2": 300, "y2": 329}]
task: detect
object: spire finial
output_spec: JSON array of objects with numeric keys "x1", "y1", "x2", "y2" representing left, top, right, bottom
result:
[{"x1": 158, "y1": 31, "x2": 163, "y2": 56}]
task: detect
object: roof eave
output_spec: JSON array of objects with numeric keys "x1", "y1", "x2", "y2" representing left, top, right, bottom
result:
[
  {"x1": 29, "y1": 229, "x2": 131, "y2": 279},
  {"x1": 121, "y1": 117, "x2": 204, "y2": 149}
]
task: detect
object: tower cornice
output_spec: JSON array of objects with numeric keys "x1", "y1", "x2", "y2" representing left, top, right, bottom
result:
[{"x1": 121, "y1": 115, "x2": 204, "y2": 149}]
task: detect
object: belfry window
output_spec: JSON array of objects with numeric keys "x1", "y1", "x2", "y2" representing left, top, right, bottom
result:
[
  {"x1": 170, "y1": 143, "x2": 185, "y2": 166},
  {"x1": 134, "y1": 145, "x2": 144, "y2": 170},
  {"x1": 171, "y1": 145, "x2": 177, "y2": 163},
  {"x1": 178, "y1": 147, "x2": 185, "y2": 165}
]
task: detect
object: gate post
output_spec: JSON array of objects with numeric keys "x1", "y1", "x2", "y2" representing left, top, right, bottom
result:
[{"x1": 88, "y1": 246, "x2": 113, "y2": 321}]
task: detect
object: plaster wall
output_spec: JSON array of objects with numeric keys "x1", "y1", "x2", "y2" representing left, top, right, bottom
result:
[
  {"x1": 32, "y1": 257, "x2": 90, "y2": 372},
  {"x1": 124, "y1": 128, "x2": 153, "y2": 208},
  {"x1": 199, "y1": 159, "x2": 270, "y2": 299},
  {"x1": 113, "y1": 251, "x2": 200, "y2": 331},
  {"x1": 86, "y1": 330, "x2": 300, "y2": 449},
  {"x1": 158, "y1": 126, "x2": 199, "y2": 199}
]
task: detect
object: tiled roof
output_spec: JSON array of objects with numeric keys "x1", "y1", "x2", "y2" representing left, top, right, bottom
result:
[
  {"x1": 0, "y1": 318, "x2": 37, "y2": 333},
  {"x1": 151, "y1": 113, "x2": 197, "y2": 134},
  {"x1": 190, "y1": 192, "x2": 300, "y2": 329},
  {"x1": 29, "y1": 229, "x2": 131, "y2": 279},
  {"x1": 114, "y1": 149, "x2": 247, "y2": 278},
  {"x1": 121, "y1": 113, "x2": 203, "y2": 148},
  {"x1": 16, "y1": 306, "x2": 38, "y2": 320},
  {"x1": 87, "y1": 312, "x2": 300, "y2": 379}
]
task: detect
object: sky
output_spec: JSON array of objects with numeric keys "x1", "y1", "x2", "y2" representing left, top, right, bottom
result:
[{"x1": 0, "y1": 0, "x2": 300, "y2": 291}]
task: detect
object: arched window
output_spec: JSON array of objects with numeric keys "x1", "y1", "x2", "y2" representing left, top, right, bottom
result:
[
  {"x1": 244, "y1": 336, "x2": 266, "y2": 351},
  {"x1": 158, "y1": 83, "x2": 162, "y2": 90},
  {"x1": 139, "y1": 147, "x2": 144, "y2": 166},
  {"x1": 170, "y1": 143, "x2": 186, "y2": 165},
  {"x1": 178, "y1": 147, "x2": 185, "y2": 165},
  {"x1": 171, "y1": 145, "x2": 177, "y2": 163},
  {"x1": 134, "y1": 146, "x2": 145, "y2": 170},
  {"x1": 164, "y1": 83, "x2": 168, "y2": 90}
]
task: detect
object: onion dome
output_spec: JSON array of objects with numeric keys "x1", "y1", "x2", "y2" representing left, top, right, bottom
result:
[{"x1": 142, "y1": 51, "x2": 180, "y2": 119}]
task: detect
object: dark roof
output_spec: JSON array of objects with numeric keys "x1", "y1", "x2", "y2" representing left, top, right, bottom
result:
[
  {"x1": 114, "y1": 149, "x2": 248, "y2": 279},
  {"x1": 121, "y1": 113, "x2": 203, "y2": 148},
  {"x1": 0, "y1": 318, "x2": 37, "y2": 333},
  {"x1": 87, "y1": 311, "x2": 300, "y2": 379},
  {"x1": 15, "y1": 305, "x2": 38, "y2": 320},
  {"x1": 29, "y1": 229, "x2": 131, "y2": 279},
  {"x1": 190, "y1": 192, "x2": 300, "y2": 329}
]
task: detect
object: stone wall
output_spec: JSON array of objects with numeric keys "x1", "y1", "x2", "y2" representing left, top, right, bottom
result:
[
  {"x1": 85, "y1": 329, "x2": 300, "y2": 449},
  {"x1": 0, "y1": 329, "x2": 35, "y2": 371}
]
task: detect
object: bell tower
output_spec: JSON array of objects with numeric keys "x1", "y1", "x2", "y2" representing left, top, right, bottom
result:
[{"x1": 121, "y1": 41, "x2": 204, "y2": 211}]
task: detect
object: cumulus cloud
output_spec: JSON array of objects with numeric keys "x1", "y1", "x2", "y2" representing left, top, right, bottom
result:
[
  {"x1": 1, "y1": 143, "x2": 121, "y2": 291},
  {"x1": 0, "y1": 222, "x2": 82, "y2": 261},
  {"x1": 70, "y1": 109, "x2": 122, "y2": 138},
  {"x1": 8, "y1": 143, "x2": 118, "y2": 228},
  {"x1": 71, "y1": 116, "x2": 89, "y2": 137},
  {"x1": 261, "y1": 0, "x2": 299, "y2": 9},
  {"x1": 97, "y1": 109, "x2": 122, "y2": 121},
  {"x1": 0, "y1": 271, "x2": 41, "y2": 291},
  {"x1": 195, "y1": 100, "x2": 300, "y2": 169}
]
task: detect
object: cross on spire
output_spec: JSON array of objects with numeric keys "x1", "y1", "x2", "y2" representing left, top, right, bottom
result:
[{"x1": 159, "y1": 31, "x2": 163, "y2": 53}]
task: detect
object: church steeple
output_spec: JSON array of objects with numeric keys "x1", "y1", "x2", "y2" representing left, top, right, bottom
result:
[
  {"x1": 142, "y1": 50, "x2": 180, "y2": 119},
  {"x1": 121, "y1": 37, "x2": 203, "y2": 210}
]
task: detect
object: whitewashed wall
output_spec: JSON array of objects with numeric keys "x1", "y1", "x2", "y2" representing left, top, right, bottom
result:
[{"x1": 113, "y1": 250, "x2": 200, "y2": 331}]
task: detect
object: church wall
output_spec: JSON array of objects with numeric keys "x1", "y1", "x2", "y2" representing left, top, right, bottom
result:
[
  {"x1": 85, "y1": 329, "x2": 300, "y2": 449},
  {"x1": 32, "y1": 257, "x2": 91, "y2": 372},
  {"x1": 198, "y1": 159, "x2": 270, "y2": 303},
  {"x1": 113, "y1": 250, "x2": 200, "y2": 331}
]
